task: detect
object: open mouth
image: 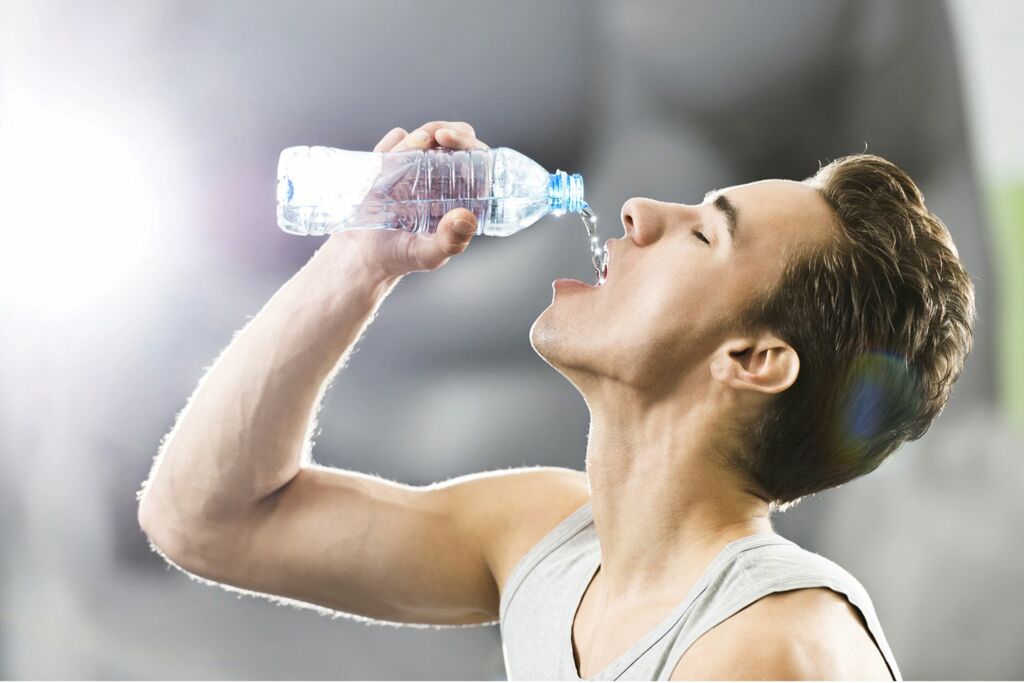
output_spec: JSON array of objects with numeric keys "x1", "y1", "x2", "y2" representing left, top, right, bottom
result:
[{"x1": 552, "y1": 241, "x2": 611, "y2": 291}]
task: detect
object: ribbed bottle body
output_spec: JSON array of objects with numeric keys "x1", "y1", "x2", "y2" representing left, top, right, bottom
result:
[{"x1": 277, "y1": 146, "x2": 564, "y2": 237}]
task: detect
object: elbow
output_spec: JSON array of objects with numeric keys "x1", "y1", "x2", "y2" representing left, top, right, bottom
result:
[
  {"x1": 138, "y1": 501, "x2": 187, "y2": 563},
  {"x1": 137, "y1": 496, "x2": 160, "y2": 538},
  {"x1": 137, "y1": 498, "x2": 200, "y2": 571},
  {"x1": 138, "y1": 491, "x2": 180, "y2": 552},
  {"x1": 137, "y1": 500, "x2": 237, "y2": 581}
]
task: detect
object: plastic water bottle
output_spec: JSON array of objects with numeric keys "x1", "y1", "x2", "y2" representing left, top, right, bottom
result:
[{"x1": 276, "y1": 146, "x2": 585, "y2": 237}]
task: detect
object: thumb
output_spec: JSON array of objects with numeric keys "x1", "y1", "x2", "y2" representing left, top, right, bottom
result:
[{"x1": 409, "y1": 208, "x2": 478, "y2": 271}]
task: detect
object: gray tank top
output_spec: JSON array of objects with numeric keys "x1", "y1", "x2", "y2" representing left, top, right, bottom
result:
[{"x1": 499, "y1": 501, "x2": 901, "y2": 681}]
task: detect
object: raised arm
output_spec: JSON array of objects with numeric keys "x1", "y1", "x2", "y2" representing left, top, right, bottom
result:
[
  {"x1": 137, "y1": 122, "x2": 481, "y2": 532},
  {"x1": 136, "y1": 122, "x2": 591, "y2": 626}
]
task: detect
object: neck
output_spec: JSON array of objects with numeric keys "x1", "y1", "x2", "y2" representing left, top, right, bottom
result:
[{"x1": 582, "y1": 381, "x2": 773, "y2": 600}]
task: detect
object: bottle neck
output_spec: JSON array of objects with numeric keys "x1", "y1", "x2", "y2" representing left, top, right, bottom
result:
[{"x1": 548, "y1": 171, "x2": 585, "y2": 215}]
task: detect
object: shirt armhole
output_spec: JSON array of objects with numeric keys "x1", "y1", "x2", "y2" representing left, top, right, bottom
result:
[{"x1": 498, "y1": 500, "x2": 592, "y2": 624}]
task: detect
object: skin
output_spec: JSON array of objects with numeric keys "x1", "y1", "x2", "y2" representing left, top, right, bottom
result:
[
  {"x1": 139, "y1": 119, "x2": 890, "y2": 679},
  {"x1": 532, "y1": 179, "x2": 837, "y2": 598},
  {"x1": 524, "y1": 178, "x2": 894, "y2": 679}
]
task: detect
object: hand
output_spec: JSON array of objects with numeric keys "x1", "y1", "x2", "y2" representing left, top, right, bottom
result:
[{"x1": 328, "y1": 121, "x2": 490, "y2": 280}]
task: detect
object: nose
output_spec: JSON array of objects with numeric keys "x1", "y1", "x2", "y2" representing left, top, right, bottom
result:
[{"x1": 620, "y1": 197, "x2": 668, "y2": 246}]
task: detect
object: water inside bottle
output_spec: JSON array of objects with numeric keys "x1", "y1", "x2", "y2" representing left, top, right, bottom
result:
[{"x1": 581, "y1": 204, "x2": 608, "y2": 285}]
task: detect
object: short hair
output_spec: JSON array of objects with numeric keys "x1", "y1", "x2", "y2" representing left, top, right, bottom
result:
[{"x1": 729, "y1": 154, "x2": 976, "y2": 511}]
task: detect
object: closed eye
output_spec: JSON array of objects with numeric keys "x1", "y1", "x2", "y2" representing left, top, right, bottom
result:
[{"x1": 694, "y1": 230, "x2": 711, "y2": 245}]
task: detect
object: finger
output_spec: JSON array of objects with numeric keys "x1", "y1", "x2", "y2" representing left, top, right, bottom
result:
[
  {"x1": 393, "y1": 122, "x2": 450, "y2": 149},
  {"x1": 389, "y1": 128, "x2": 434, "y2": 152},
  {"x1": 413, "y1": 121, "x2": 475, "y2": 139},
  {"x1": 435, "y1": 126, "x2": 489, "y2": 150},
  {"x1": 437, "y1": 208, "x2": 479, "y2": 252},
  {"x1": 440, "y1": 121, "x2": 476, "y2": 137},
  {"x1": 397, "y1": 121, "x2": 477, "y2": 149},
  {"x1": 373, "y1": 127, "x2": 407, "y2": 153},
  {"x1": 408, "y1": 208, "x2": 478, "y2": 270}
]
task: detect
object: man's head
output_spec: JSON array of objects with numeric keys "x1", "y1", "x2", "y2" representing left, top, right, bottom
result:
[{"x1": 530, "y1": 153, "x2": 975, "y2": 510}]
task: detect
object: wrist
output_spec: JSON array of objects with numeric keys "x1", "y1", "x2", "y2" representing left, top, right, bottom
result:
[{"x1": 312, "y1": 233, "x2": 404, "y2": 296}]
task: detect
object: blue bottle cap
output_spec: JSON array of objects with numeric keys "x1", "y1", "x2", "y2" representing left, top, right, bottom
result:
[{"x1": 548, "y1": 171, "x2": 585, "y2": 215}]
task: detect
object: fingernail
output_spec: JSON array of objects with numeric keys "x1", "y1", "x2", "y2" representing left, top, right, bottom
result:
[
  {"x1": 410, "y1": 129, "x2": 430, "y2": 142},
  {"x1": 453, "y1": 218, "x2": 476, "y2": 235},
  {"x1": 440, "y1": 127, "x2": 459, "y2": 138}
]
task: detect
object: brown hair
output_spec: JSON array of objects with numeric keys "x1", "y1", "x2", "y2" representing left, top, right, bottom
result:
[{"x1": 729, "y1": 154, "x2": 975, "y2": 511}]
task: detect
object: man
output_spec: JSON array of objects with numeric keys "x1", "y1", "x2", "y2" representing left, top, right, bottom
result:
[{"x1": 137, "y1": 121, "x2": 974, "y2": 680}]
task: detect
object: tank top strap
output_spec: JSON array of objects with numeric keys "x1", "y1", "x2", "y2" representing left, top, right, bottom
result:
[
  {"x1": 656, "y1": 541, "x2": 903, "y2": 681},
  {"x1": 498, "y1": 501, "x2": 902, "y2": 681}
]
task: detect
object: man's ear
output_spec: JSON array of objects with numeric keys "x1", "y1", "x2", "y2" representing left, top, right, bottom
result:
[{"x1": 709, "y1": 334, "x2": 800, "y2": 395}]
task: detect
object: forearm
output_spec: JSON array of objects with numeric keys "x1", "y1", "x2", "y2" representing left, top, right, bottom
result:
[{"x1": 138, "y1": 234, "x2": 400, "y2": 530}]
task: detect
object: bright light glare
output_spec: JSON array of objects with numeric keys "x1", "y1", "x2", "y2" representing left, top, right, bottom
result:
[{"x1": 0, "y1": 102, "x2": 158, "y2": 316}]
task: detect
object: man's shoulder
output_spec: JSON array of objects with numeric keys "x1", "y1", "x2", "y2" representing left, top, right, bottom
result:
[
  {"x1": 449, "y1": 466, "x2": 589, "y2": 598},
  {"x1": 669, "y1": 587, "x2": 892, "y2": 680}
]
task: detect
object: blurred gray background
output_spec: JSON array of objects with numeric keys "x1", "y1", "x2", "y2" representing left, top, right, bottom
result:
[{"x1": 1, "y1": 0, "x2": 1023, "y2": 679}]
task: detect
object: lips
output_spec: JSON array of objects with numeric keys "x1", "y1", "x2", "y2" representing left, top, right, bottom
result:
[{"x1": 553, "y1": 278, "x2": 596, "y2": 290}]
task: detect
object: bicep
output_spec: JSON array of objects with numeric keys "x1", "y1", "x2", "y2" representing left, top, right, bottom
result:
[
  {"x1": 155, "y1": 463, "x2": 589, "y2": 629},
  {"x1": 165, "y1": 464, "x2": 500, "y2": 626}
]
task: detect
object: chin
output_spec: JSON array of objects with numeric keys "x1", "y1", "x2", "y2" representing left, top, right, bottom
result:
[
  {"x1": 529, "y1": 307, "x2": 594, "y2": 379},
  {"x1": 528, "y1": 310, "x2": 558, "y2": 363}
]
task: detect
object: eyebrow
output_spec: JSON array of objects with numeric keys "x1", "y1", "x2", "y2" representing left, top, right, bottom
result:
[{"x1": 703, "y1": 190, "x2": 739, "y2": 245}]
